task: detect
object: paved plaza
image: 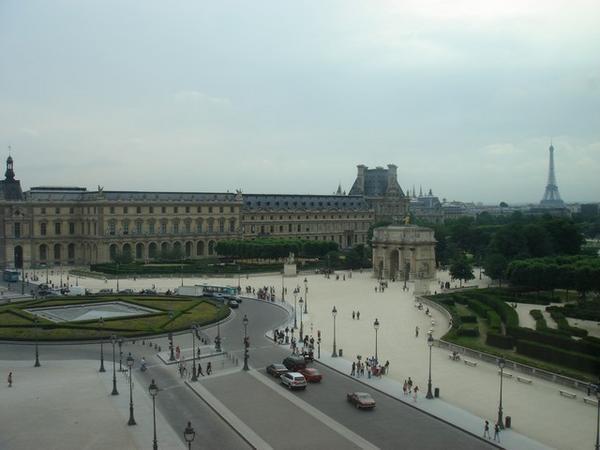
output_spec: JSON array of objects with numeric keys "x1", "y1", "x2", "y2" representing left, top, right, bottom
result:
[{"x1": 5, "y1": 267, "x2": 600, "y2": 449}]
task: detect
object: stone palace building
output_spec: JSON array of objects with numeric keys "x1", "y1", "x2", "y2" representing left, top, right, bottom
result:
[{"x1": 0, "y1": 158, "x2": 409, "y2": 269}]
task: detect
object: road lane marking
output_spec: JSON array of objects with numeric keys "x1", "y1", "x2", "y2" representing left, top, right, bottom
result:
[
  {"x1": 249, "y1": 370, "x2": 380, "y2": 450},
  {"x1": 185, "y1": 380, "x2": 274, "y2": 450}
]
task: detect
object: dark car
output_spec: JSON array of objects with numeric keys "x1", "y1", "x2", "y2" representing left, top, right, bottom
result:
[
  {"x1": 299, "y1": 367, "x2": 322, "y2": 383},
  {"x1": 282, "y1": 355, "x2": 307, "y2": 372},
  {"x1": 228, "y1": 300, "x2": 239, "y2": 309},
  {"x1": 347, "y1": 392, "x2": 376, "y2": 410},
  {"x1": 266, "y1": 363, "x2": 288, "y2": 378}
]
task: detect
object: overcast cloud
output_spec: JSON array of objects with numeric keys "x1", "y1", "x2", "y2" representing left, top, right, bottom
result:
[{"x1": 0, "y1": 0, "x2": 598, "y2": 203}]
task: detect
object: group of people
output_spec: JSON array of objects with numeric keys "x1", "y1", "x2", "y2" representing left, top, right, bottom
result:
[
  {"x1": 483, "y1": 420, "x2": 501, "y2": 442},
  {"x1": 350, "y1": 357, "x2": 390, "y2": 379},
  {"x1": 374, "y1": 280, "x2": 389, "y2": 293},
  {"x1": 402, "y1": 377, "x2": 420, "y2": 402},
  {"x1": 178, "y1": 356, "x2": 212, "y2": 379}
]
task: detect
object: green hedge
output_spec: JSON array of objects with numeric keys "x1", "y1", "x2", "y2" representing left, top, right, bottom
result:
[
  {"x1": 529, "y1": 309, "x2": 547, "y2": 331},
  {"x1": 486, "y1": 332, "x2": 515, "y2": 349},
  {"x1": 459, "y1": 314, "x2": 477, "y2": 323},
  {"x1": 507, "y1": 327, "x2": 600, "y2": 357},
  {"x1": 547, "y1": 307, "x2": 588, "y2": 337},
  {"x1": 457, "y1": 324, "x2": 480, "y2": 337},
  {"x1": 516, "y1": 340, "x2": 600, "y2": 374}
]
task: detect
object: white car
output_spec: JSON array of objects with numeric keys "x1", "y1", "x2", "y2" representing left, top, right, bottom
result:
[{"x1": 280, "y1": 372, "x2": 307, "y2": 390}]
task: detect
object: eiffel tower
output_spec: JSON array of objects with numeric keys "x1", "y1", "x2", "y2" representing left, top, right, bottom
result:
[{"x1": 540, "y1": 143, "x2": 565, "y2": 207}]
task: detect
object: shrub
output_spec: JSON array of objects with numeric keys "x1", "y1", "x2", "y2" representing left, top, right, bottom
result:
[
  {"x1": 507, "y1": 327, "x2": 600, "y2": 357},
  {"x1": 516, "y1": 340, "x2": 600, "y2": 374},
  {"x1": 459, "y1": 314, "x2": 477, "y2": 323},
  {"x1": 547, "y1": 307, "x2": 588, "y2": 337},
  {"x1": 457, "y1": 324, "x2": 480, "y2": 337},
  {"x1": 529, "y1": 309, "x2": 548, "y2": 331},
  {"x1": 486, "y1": 332, "x2": 515, "y2": 349}
]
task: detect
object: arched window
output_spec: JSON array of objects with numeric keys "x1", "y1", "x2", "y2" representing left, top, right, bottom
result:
[
  {"x1": 39, "y1": 244, "x2": 48, "y2": 261},
  {"x1": 196, "y1": 241, "x2": 205, "y2": 256}
]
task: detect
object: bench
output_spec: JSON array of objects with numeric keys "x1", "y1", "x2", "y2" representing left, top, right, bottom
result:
[
  {"x1": 559, "y1": 390, "x2": 577, "y2": 399},
  {"x1": 498, "y1": 371, "x2": 513, "y2": 378},
  {"x1": 464, "y1": 359, "x2": 477, "y2": 367},
  {"x1": 583, "y1": 397, "x2": 598, "y2": 406},
  {"x1": 517, "y1": 376, "x2": 532, "y2": 384}
]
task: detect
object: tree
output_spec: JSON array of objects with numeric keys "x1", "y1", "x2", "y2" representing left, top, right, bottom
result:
[
  {"x1": 483, "y1": 253, "x2": 508, "y2": 286},
  {"x1": 449, "y1": 254, "x2": 475, "y2": 287}
]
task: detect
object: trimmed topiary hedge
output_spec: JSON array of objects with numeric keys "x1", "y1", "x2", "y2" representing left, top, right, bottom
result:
[
  {"x1": 546, "y1": 307, "x2": 588, "y2": 337},
  {"x1": 459, "y1": 314, "x2": 477, "y2": 323},
  {"x1": 516, "y1": 340, "x2": 600, "y2": 374},
  {"x1": 457, "y1": 324, "x2": 480, "y2": 337},
  {"x1": 508, "y1": 327, "x2": 600, "y2": 357},
  {"x1": 486, "y1": 332, "x2": 515, "y2": 349}
]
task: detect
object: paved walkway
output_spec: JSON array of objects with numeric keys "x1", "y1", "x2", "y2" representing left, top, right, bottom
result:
[{"x1": 0, "y1": 359, "x2": 185, "y2": 450}]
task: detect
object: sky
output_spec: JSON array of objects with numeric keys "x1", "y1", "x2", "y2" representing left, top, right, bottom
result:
[{"x1": 0, "y1": 0, "x2": 599, "y2": 204}]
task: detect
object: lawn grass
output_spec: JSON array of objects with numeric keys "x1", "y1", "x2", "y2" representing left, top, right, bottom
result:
[{"x1": 0, "y1": 295, "x2": 226, "y2": 341}]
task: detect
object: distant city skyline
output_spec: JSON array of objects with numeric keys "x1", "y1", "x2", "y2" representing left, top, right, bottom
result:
[{"x1": 1, "y1": 1, "x2": 599, "y2": 203}]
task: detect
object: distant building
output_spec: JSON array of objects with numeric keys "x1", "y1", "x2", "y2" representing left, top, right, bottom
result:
[{"x1": 540, "y1": 143, "x2": 566, "y2": 209}]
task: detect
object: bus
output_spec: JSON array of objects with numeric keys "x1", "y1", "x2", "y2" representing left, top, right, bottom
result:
[
  {"x1": 2, "y1": 269, "x2": 20, "y2": 282},
  {"x1": 176, "y1": 284, "x2": 238, "y2": 298}
]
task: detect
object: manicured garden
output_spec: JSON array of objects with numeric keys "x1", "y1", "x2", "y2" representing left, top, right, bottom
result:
[
  {"x1": 427, "y1": 288, "x2": 600, "y2": 381},
  {"x1": 0, "y1": 295, "x2": 228, "y2": 341}
]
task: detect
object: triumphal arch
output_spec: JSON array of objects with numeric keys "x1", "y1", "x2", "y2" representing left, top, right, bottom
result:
[{"x1": 372, "y1": 225, "x2": 436, "y2": 280}]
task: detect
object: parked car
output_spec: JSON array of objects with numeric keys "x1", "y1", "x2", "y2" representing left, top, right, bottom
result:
[
  {"x1": 347, "y1": 392, "x2": 376, "y2": 410},
  {"x1": 299, "y1": 367, "x2": 322, "y2": 382},
  {"x1": 98, "y1": 288, "x2": 113, "y2": 294},
  {"x1": 266, "y1": 363, "x2": 288, "y2": 378},
  {"x1": 228, "y1": 300, "x2": 239, "y2": 309},
  {"x1": 282, "y1": 355, "x2": 307, "y2": 372},
  {"x1": 118, "y1": 289, "x2": 134, "y2": 294},
  {"x1": 280, "y1": 372, "x2": 307, "y2": 390}
]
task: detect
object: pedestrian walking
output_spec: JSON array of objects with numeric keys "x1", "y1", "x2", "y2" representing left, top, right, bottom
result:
[
  {"x1": 413, "y1": 386, "x2": 419, "y2": 402},
  {"x1": 197, "y1": 362, "x2": 204, "y2": 377},
  {"x1": 415, "y1": 326, "x2": 419, "y2": 337},
  {"x1": 493, "y1": 423, "x2": 500, "y2": 442},
  {"x1": 408, "y1": 377, "x2": 413, "y2": 393},
  {"x1": 352, "y1": 311, "x2": 355, "y2": 320},
  {"x1": 403, "y1": 380, "x2": 408, "y2": 396},
  {"x1": 7, "y1": 371, "x2": 12, "y2": 387},
  {"x1": 483, "y1": 420, "x2": 491, "y2": 439},
  {"x1": 356, "y1": 311, "x2": 360, "y2": 320},
  {"x1": 206, "y1": 362, "x2": 212, "y2": 375},
  {"x1": 384, "y1": 360, "x2": 390, "y2": 375},
  {"x1": 351, "y1": 362, "x2": 356, "y2": 377}
]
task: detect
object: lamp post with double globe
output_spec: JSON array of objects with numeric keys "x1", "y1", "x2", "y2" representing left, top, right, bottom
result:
[
  {"x1": 149, "y1": 379, "x2": 159, "y2": 450},
  {"x1": 373, "y1": 318, "x2": 380, "y2": 362},
  {"x1": 191, "y1": 324, "x2": 198, "y2": 381},
  {"x1": 184, "y1": 421, "x2": 196, "y2": 450},
  {"x1": 126, "y1": 353, "x2": 136, "y2": 425},
  {"x1": 243, "y1": 314, "x2": 249, "y2": 371},
  {"x1": 331, "y1": 306, "x2": 338, "y2": 358},
  {"x1": 98, "y1": 317, "x2": 105, "y2": 372},
  {"x1": 298, "y1": 298, "x2": 304, "y2": 341},
  {"x1": 303, "y1": 278, "x2": 308, "y2": 313},
  {"x1": 426, "y1": 334, "x2": 434, "y2": 399},
  {"x1": 497, "y1": 357, "x2": 506, "y2": 429},
  {"x1": 34, "y1": 318, "x2": 41, "y2": 367},
  {"x1": 293, "y1": 291, "x2": 298, "y2": 330},
  {"x1": 111, "y1": 335, "x2": 119, "y2": 395}
]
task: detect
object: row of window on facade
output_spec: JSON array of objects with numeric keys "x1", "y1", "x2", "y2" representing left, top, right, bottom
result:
[
  {"x1": 107, "y1": 218, "x2": 236, "y2": 235},
  {"x1": 245, "y1": 214, "x2": 372, "y2": 221},
  {"x1": 247, "y1": 222, "x2": 368, "y2": 234},
  {"x1": 108, "y1": 241, "x2": 216, "y2": 259},
  {"x1": 35, "y1": 205, "x2": 238, "y2": 215}
]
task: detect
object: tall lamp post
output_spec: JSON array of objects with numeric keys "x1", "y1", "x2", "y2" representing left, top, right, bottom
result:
[
  {"x1": 184, "y1": 421, "x2": 196, "y2": 450},
  {"x1": 111, "y1": 335, "x2": 119, "y2": 395},
  {"x1": 281, "y1": 271, "x2": 285, "y2": 302},
  {"x1": 118, "y1": 337, "x2": 124, "y2": 372},
  {"x1": 373, "y1": 318, "x2": 380, "y2": 362},
  {"x1": 168, "y1": 330, "x2": 175, "y2": 362},
  {"x1": 34, "y1": 318, "x2": 41, "y2": 367},
  {"x1": 149, "y1": 379, "x2": 159, "y2": 450},
  {"x1": 331, "y1": 306, "x2": 338, "y2": 357},
  {"x1": 99, "y1": 318, "x2": 106, "y2": 372},
  {"x1": 303, "y1": 278, "x2": 308, "y2": 313},
  {"x1": 191, "y1": 324, "x2": 198, "y2": 381},
  {"x1": 594, "y1": 382, "x2": 599, "y2": 450},
  {"x1": 215, "y1": 319, "x2": 222, "y2": 352},
  {"x1": 293, "y1": 291, "x2": 298, "y2": 329},
  {"x1": 426, "y1": 334, "x2": 434, "y2": 399},
  {"x1": 243, "y1": 314, "x2": 249, "y2": 371},
  {"x1": 126, "y1": 353, "x2": 136, "y2": 425},
  {"x1": 497, "y1": 357, "x2": 506, "y2": 429},
  {"x1": 298, "y1": 298, "x2": 304, "y2": 340}
]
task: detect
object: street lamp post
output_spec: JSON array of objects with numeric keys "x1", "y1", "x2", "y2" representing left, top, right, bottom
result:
[
  {"x1": 116, "y1": 262, "x2": 119, "y2": 292},
  {"x1": 34, "y1": 318, "x2": 41, "y2": 367},
  {"x1": 331, "y1": 306, "x2": 338, "y2": 358},
  {"x1": 243, "y1": 314, "x2": 249, "y2": 371},
  {"x1": 168, "y1": 329, "x2": 175, "y2": 361},
  {"x1": 373, "y1": 318, "x2": 380, "y2": 362},
  {"x1": 298, "y1": 298, "x2": 304, "y2": 341},
  {"x1": 118, "y1": 337, "x2": 124, "y2": 372},
  {"x1": 215, "y1": 319, "x2": 222, "y2": 352},
  {"x1": 497, "y1": 357, "x2": 505, "y2": 429},
  {"x1": 111, "y1": 335, "x2": 119, "y2": 395},
  {"x1": 184, "y1": 421, "x2": 196, "y2": 450},
  {"x1": 191, "y1": 324, "x2": 198, "y2": 381},
  {"x1": 317, "y1": 335, "x2": 321, "y2": 359},
  {"x1": 99, "y1": 318, "x2": 106, "y2": 372},
  {"x1": 426, "y1": 334, "x2": 434, "y2": 399},
  {"x1": 281, "y1": 271, "x2": 285, "y2": 303},
  {"x1": 593, "y1": 382, "x2": 599, "y2": 450},
  {"x1": 126, "y1": 353, "x2": 136, "y2": 425},
  {"x1": 149, "y1": 379, "x2": 159, "y2": 450},
  {"x1": 303, "y1": 278, "x2": 308, "y2": 313},
  {"x1": 293, "y1": 291, "x2": 298, "y2": 329}
]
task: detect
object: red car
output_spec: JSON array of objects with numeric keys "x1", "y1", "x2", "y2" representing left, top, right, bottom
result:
[
  {"x1": 347, "y1": 392, "x2": 376, "y2": 410},
  {"x1": 299, "y1": 367, "x2": 322, "y2": 382}
]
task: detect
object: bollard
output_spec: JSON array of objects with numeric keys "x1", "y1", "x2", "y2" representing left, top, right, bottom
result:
[{"x1": 142, "y1": 340, "x2": 145, "y2": 345}]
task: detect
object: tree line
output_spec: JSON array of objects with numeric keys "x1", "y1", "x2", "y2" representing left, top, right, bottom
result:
[{"x1": 214, "y1": 239, "x2": 338, "y2": 260}]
